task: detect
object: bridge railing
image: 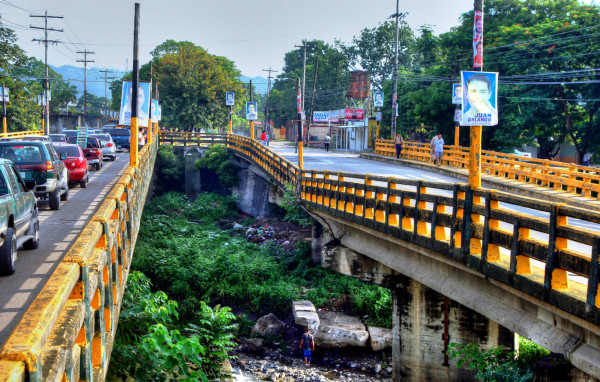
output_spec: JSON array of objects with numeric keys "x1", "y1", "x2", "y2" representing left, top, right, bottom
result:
[
  {"x1": 0, "y1": 130, "x2": 45, "y2": 140},
  {"x1": 0, "y1": 141, "x2": 158, "y2": 381},
  {"x1": 375, "y1": 139, "x2": 600, "y2": 199},
  {"x1": 158, "y1": 132, "x2": 600, "y2": 327}
]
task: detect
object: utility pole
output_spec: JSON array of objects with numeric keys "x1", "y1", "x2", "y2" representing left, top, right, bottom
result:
[
  {"x1": 308, "y1": 56, "x2": 319, "y2": 127},
  {"x1": 295, "y1": 41, "x2": 307, "y2": 142},
  {"x1": 469, "y1": 0, "x2": 484, "y2": 189},
  {"x1": 130, "y1": 3, "x2": 140, "y2": 167},
  {"x1": 99, "y1": 70, "x2": 115, "y2": 125},
  {"x1": 77, "y1": 50, "x2": 95, "y2": 125},
  {"x1": 262, "y1": 67, "x2": 277, "y2": 135},
  {"x1": 297, "y1": 78, "x2": 303, "y2": 170},
  {"x1": 249, "y1": 79, "x2": 254, "y2": 140},
  {"x1": 30, "y1": 10, "x2": 63, "y2": 134},
  {"x1": 389, "y1": 2, "x2": 406, "y2": 137}
]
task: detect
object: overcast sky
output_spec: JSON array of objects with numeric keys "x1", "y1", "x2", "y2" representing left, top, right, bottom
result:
[{"x1": 2, "y1": 0, "x2": 596, "y2": 79}]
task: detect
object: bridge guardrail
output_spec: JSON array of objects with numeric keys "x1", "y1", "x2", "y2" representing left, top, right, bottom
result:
[
  {"x1": 0, "y1": 130, "x2": 45, "y2": 140},
  {"x1": 0, "y1": 140, "x2": 158, "y2": 381},
  {"x1": 159, "y1": 132, "x2": 600, "y2": 328},
  {"x1": 375, "y1": 139, "x2": 600, "y2": 200}
]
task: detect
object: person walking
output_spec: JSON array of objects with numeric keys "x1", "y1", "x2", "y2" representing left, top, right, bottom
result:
[
  {"x1": 299, "y1": 328, "x2": 315, "y2": 366},
  {"x1": 394, "y1": 133, "x2": 403, "y2": 159},
  {"x1": 431, "y1": 132, "x2": 444, "y2": 166},
  {"x1": 325, "y1": 134, "x2": 331, "y2": 152},
  {"x1": 266, "y1": 131, "x2": 270, "y2": 146},
  {"x1": 260, "y1": 130, "x2": 267, "y2": 146}
]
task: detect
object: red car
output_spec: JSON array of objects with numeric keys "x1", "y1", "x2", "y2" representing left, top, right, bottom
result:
[
  {"x1": 67, "y1": 136, "x2": 104, "y2": 170},
  {"x1": 54, "y1": 143, "x2": 90, "y2": 188}
]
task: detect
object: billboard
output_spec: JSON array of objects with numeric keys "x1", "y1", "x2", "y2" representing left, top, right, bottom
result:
[
  {"x1": 461, "y1": 71, "x2": 498, "y2": 126},
  {"x1": 344, "y1": 109, "x2": 365, "y2": 120},
  {"x1": 151, "y1": 100, "x2": 160, "y2": 123},
  {"x1": 374, "y1": 91, "x2": 384, "y2": 107},
  {"x1": 347, "y1": 71, "x2": 371, "y2": 99},
  {"x1": 313, "y1": 111, "x2": 329, "y2": 122},
  {"x1": 0, "y1": 87, "x2": 8, "y2": 102},
  {"x1": 452, "y1": 83, "x2": 462, "y2": 104},
  {"x1": 119, "y1": 81, "x2": 151, "y2": 127},
  {"x1": 246, "y1": 102, "x2": 258, "y2": 120}
]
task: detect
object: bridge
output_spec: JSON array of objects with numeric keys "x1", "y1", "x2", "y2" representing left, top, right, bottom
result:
[{"x1": 0, "y1": 130, "x2": 599, "y2": 381}]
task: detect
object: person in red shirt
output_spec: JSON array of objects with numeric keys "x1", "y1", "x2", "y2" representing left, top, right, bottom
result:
[{"x1": 260, "y1": 130, "x2": 267, "y2": 146}]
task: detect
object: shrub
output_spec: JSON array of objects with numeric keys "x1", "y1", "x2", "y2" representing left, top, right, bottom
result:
[
  {"x1": 194, "y1": 144, "x2": 239, "y2": 188},
  {"x1": 280, "y1": 182, "x2": 312, "y2": 226},
  {"x1": 155, "y1": 145, "x2": 185, "y2": 193}
]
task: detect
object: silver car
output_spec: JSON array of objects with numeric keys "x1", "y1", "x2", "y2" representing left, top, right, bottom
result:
[{"x1": 89, "y1": 134, "x2": 117, "y2": 161}]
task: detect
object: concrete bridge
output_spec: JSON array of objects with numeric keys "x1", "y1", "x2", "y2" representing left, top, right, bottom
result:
[{"x1": 1, "y1": 131, "x2": 599, "y2": 381}]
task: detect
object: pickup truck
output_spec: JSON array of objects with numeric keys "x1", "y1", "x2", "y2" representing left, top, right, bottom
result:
[
  {"x1": 0, "y1": 158, "x2": 39, "y2": 275},
  {"x1": 67, "y1": 136, "x2": 104, "y2": 170}
]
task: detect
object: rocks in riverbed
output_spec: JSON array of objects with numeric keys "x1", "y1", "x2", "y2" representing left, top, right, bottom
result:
[
  {"x1": 314, "y1": 311, "x2": 369, "y2": 348},
  {"x1": 251, "y1": 313, "x2": 285, "y2": 337},
  {"x1": 367, "y1": 326, "x2": 392, "y2": 351},
  {"x1": 238, "y1": 338, "x2": 265, "y2": 355},
  {"x1": 293, "y1": 301, "x2": 320, "y2": 334}
]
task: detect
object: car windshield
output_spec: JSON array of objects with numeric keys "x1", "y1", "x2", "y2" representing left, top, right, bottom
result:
[
  {"x1": 49, "y1": 135, "x2": 66, "y2": 142},
  {"x1": 90, "y1": 134, "x2": 111, "y2": 141},
  {"x1": 56, "y1": 146, "x2": 80, "y2": 157},
  {"x1": 0, "y1": 144, "x2": 45, "y2": 164},
  {"x1": 110, "y1": 129, "x2": 129, "y2": 136}
]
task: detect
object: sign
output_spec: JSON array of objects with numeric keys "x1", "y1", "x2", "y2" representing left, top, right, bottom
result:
[
  {"x1": 453, "y1": 108, "x2": 462, "y2": 122},
  {"x1": 473, "y1": 10, "x2": 484, "y2": 68},
  {"x1": 37, "y1": 92, "x2": 51, "y2": 106},
  {"x1": 344, "y1": 109, "x2": 365, "y2": 120},
  {"x1": 226, "y1": 92, "x2": 234, "y2": 106},
  {"x1": 158, "y1": 105, "x2": 162, "y2": 121},
  {"x1": 452, "y1": 83, "x2": 462, "y2": 104},
  {"x1": 313, "y1": 111, "x2": 329, "y2": 122},
  {"x1": 151, "y1": 100, "x2": 160, "y2": 123},
  {"x1": 246, "y1": 102, "x2": 257, "y2": 120},
  {"x1": 119, "y1": 81, "x2": 151, "y2": 127},
  {"x1": 0, "y1": 87, "x2": 9, "y2": 102},
  {"x1": 76, "y1": 126, "x2": 88, "y2": 149},
  {"x1": 461, "y1": 71, "x2": 498, "y2": 126},
  {"x1": 297, "y1": 92, "x2": 302, "y2": 114},
  {"x1": 374, "y1": 91, "x2": 384, "y2": 107},
  {"x1": 376, "y1": 111, "x2": 382, "y2": 122}
]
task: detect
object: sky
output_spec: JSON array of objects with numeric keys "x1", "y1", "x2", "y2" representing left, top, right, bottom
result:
[{"x1": 2, "y1": 0, "x2": 596, "y2": 79}]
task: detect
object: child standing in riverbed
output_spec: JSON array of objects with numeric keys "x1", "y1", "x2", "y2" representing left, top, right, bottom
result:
[{"x1": 299, "y1": 328, "x2": 315, "y2": 366}]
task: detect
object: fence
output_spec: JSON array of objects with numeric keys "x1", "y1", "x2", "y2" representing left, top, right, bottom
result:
[
  {"x1": 375, "y1": 139, "x2": 600, "y2": 199},
  {"x1": 0, "y1": 130, "x2": 44, "y2": 140},
  {"x1": 0, "y1": 141, "x2": 157, "y2": 381}
]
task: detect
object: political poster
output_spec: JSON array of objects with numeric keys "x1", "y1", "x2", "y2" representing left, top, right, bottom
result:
[
  {"x1": 0, "y1": 87, "x2": 9, "y2": 102},
  {"x1": 119, "y1": 81, "x2": 151, "y2": 127},
  {"x1": 461, "y1": 71, "x2": 498, "y2": 126},
  {"x1": 376, "y1": 111, "x2": 382, "y2": 122},
  {"x1": 226, "y1": 92, "x2": 234, "y2": 106},
  {"x1": 374, "y1": 91, "x2": 384, "y2": 107},
  {"x1": 151, "y1": 100, "x2": 160, "y2": 123},
  {"x1": 452, "y1": 83, "x2": 462, "y2": 104},
  {"x1": 454, "y1": 108, "x2": 462, "y2": 123},
  {"x1": 246, "y1": 102, "x2": 258, "y2": 120},
  {"x1": 473, "y1": 10, "x2": 484, "y2": 68},
  {"x1": 158, "y1": 104, "x2": 162, "y2": 121}
]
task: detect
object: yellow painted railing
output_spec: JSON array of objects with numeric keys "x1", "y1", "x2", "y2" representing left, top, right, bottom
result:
[
  {"x1": 0, "y1": 130, "x2": 44, "y2": 140},
  {"x1": 375, "y1": 139, "x2": 600, "y2": 199},
  {"x1": 0, "y1": 140, "x2": 157, "y2": 382},
  {"x1": 161, "y1": 133, "x2": 600, "y2": 329}
]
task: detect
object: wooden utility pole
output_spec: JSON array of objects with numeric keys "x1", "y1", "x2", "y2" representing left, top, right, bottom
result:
[
  {"x1": 130, "y1": 3, "x2": 140, "y2": 167},
  {"x1": 262, "y1": 67, "x2": 277, "y2": 134},
  {"x1": 308, "y1": 57, "x2": 319, "y2": 127},
  {"x1": 469, "y1": 0, "x2": 484, "y2": 188},
  {"x1": 30, "y1": 11, "x2": 63, "y2": 134},
  {"x1": 99, "y1": 70, "x2": 115, "y2": 125},
  {"x1": 297, "y1": 78, "x2": 303, "y2": 169},
  {"x1": 77, "y1": 50, "x2": 95, "y2": 125}
]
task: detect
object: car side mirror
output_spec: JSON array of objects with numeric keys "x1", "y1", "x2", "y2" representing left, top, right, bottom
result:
[
  {"x1": 25, "y1": 180, "x2": 36, "y2": 191},
  {"x1": 60, "y1": 152, "x2": 67, "y2": 160}
]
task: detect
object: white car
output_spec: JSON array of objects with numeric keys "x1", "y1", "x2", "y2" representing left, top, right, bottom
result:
[
  {"x1": 513, "y1": 149, "x2": 532, "y2": 158},
  {"x1": 89, "y1": 134, "x2": 117, "y2": 161}
]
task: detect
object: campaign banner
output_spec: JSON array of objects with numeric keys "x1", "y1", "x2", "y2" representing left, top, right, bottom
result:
[
  {"x1": 452, "y1": 83, "x2": 462, "y2": 104},
  {"x1": 473, "y1": 10, "x2": 484, "y2": 68},
  {"x1": 119, "y1": 81, "x2": 151, "y2": 127},
  {"x1": 376, "y1": 111, "x2": 382, "y2": 122},
  {"x1": 297, "y1": 92, "x2": 302, "y2": 114},
  {"x1": 374, "y1": 91, "x2": 384, "y2": 107},
  {"x1": 226, "y1": 92, "x2": 234, "y2": 106},
  {"x1": 246, "y1": 102, "x2": 258, "y2": 120},
  {"x1": 0, "y1": 87, "x2": 9, "y2": 102},
  {"x1": 461, "y1": 71, "x2": 498, "y2": 126},
  {"x1": 454, "y1": 108, "x2": 462, "y2": 123},
  {"x1": 151, "y1": 100, "x2": 160, "y2": 123},
  {"x1": 313, "y1": 111, "x2": 329, "y2": 122}
]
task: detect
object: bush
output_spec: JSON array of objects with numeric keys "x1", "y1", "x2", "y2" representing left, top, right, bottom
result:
[
  {"x1": 155, "y1": 145, "x2": 185, "y2": 193},
  {"x1": 194, "y1": 144, "x2": 239, "y2": 188},
  {"x1": 280, "y1": 182, "x2": 312, "y2": 226}
]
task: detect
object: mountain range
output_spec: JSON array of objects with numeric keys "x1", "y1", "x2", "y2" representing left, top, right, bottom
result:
[{"x1": 50, "y1": 65, "x2": 271, "y2": 99}]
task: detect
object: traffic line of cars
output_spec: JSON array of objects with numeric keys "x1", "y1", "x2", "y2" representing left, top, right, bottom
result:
[{"x1": 0, "y1": 128, "x2": 130, "y2": 276}]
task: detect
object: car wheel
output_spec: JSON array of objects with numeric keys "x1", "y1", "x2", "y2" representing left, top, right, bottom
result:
[
  {"x1": 0, "y1": 227, "x2": 17, "y2": 276},
  {"x1": 111, "y1": 156, "x2": 116, "y2": 161},
  {"x1": 94, "y1": 163, "x2": 100, "y2": 171},
  {"x1": 23, "y1": 216, "x2": 39, "y2": 250},
  {"x1": 49, "y1": 187, "x2": 61, "y2": 210},
  {"x1": 61, "y1": 186, "x2": 69, "y2": 201},
  {"x1": 80, "y1": 176, "x2": 88, "y2": 188},
  {"x1": 100, "y1": 161, "x2": 104, "y2": 168}
]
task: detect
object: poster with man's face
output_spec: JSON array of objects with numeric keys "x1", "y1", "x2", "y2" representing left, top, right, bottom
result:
[
  {"x1": 0, "y1": 87, "x2": 9, "y2": 102},
  {"x1": 374, "y1": 91, "x2": 384, "y2": 107},
  {"x1": 119, "y1": 81, "x2": 151, "y2": 127},
  {"x1": 246, "y1": 102, "x2": 257, "y2": 120},
  {"x1": 461, "y1": 71, "x2": 498, "y2": 126},
  {"x1": 452, "y1": 84, "x2": 462, "y2": 104},
  {"x1": 473, "y1": 11, "x2": 484, "y2": 68},
  {"x1": 151, "y1": 100, "x2": 160, "y2": 123},
  {"x1": 226, "y1": 92, "x2": 234, "y2": 106}
]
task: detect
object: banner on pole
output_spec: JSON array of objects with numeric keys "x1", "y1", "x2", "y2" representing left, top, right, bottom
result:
[
  {"x1": 374, "y1": 91, "x2": 384, "y2": 107},
  {"x1": 151, "y1": 100, "x2": 160, "y2": 123},
  {"x1": 119, "y1": 81, "x2": 151, "y2": 127},
  {"x1": 246, "y1": 102, "x2": 257, "y2": 120},
  {"x1": 473, "y1": 10, "x2": 484, "y2": 68},
  {"x1": 461, "y1": 71, "x2": 498, "y2": 126},
  {"x1": 452, "y1": 83, "x2": 462, "y2": 104},
  {"x1": 226, "y1": 92, "x2": 234, "y2": 106},
  {"x1": 0, "y1": 87, "x2": 9, "y2": 102}
]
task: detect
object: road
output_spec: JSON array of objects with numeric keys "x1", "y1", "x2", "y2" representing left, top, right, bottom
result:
[{"x1": 0, "y1": 153, "x2": 130, "y2": 346}]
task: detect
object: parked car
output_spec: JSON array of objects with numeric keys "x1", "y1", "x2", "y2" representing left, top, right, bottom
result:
[
  {"x1": 54, "y1": 143, "x2": 89, "y2": 188},
  {"x1": 0, "y1": 158, "x2": 39, "y2": 275},
  {"x1": 0, "y1": 141, "x2": 69, "y2": 210},
  {"x1": 513, "y1": 149, "x2": 532, "y2": 158},
  {"x1": 67, "y1": 136, "x2": 104, "y2": 170},
  {"x1": 21, "y1": 135, "x2": 52, "y2": 142},
  {"x1": 89, "y1": 134, "x2": 116, "y2": 161},
  {"x1": 108, "y1": 128, "x2": 131, "y2": 151},
  {"x1": 61, "y1": 130, "x2": 79, "y2": 141},
  {"x1": 48, "y1": 134, "x2": 67, "y2": 143}
]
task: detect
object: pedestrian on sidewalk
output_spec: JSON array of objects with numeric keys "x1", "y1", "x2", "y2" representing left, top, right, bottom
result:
[
  {"x1": 431, "y1": 132, "x2": 444, "y2": 166},
  {"x1": 325, "y1": 134, "x2": 331, "y2": 152},
  {"x1": 299, "y1": 328, "x2": 315, "y2": 366},
  {"x1": 395, "y1": 133, "x2": 403, "y2": 159},
  {"x1": 260, "y1": 130, "x2": 267, "y2": 146},
  {"x1": 266, "y1": 131, "x2": 270, "y2": 146}
]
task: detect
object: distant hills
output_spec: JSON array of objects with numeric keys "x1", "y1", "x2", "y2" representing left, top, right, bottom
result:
[{"x1": 51, "y1": 65, "x2": 271, "y2": 98}]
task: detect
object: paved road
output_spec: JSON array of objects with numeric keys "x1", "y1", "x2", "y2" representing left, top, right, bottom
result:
[{"x1": 0, "y1": 153, "x2": 130, "y2": 346}]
